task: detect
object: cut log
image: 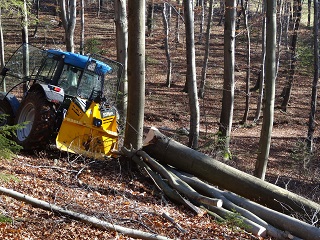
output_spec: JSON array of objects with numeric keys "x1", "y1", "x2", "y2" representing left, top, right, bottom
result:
[
  {"x1": 170, "y1": 169, "x2": 304, "y2": 240},
  {"x1": 121, "y1": 147, "x2": 203, "y2": 215},
  {"x1": 223, "y1": 191, "x2": 320, "y2": 240},
  {"x1": 0, "y1": 187, "x2": 171, "y2": 240},
  {"x1": 136, "y1": 150, "x2": 223, "y2": 208},
  {"x1": 143, "y1": 127, "x2": 320, "y2": 218},
  {"x1": 206, "y1": 205, "x2": 267, "y2": 237}
]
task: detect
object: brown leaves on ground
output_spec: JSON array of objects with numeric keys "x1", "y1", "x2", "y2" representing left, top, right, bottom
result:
[{"x1": 0, "y1": 150, "x2": 265, "y2": 239}]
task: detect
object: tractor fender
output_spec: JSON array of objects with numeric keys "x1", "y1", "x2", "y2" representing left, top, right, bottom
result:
[
  {"x1": 29, "y1": 83, "x2": 65, "y2": 104},
  {"x1": 0, "y1": 91, "x2": 20, "y2": 115}
]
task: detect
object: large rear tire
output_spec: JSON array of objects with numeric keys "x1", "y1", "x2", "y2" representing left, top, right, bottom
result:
[
  {"x1": 14, "y1": 91, "x2": 56, "y2": 150},
  {"x1": 0, "y1": 99, "x2": 14, "y2": 126}
]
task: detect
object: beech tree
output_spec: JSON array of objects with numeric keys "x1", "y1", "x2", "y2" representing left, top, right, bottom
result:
[
  {"x1": 162, "y1": 3, "x2": 172, "y2": 88},
  {"x1": 253, "y1": 1, "x2": 266, "y2": 122},
  {"x1": 198, "y1": 0, "x2": 214, "y2": 99},
  {"x1": 124, "y1": 0, "x2": 145, "y2": 150},
  {"x1": 0, "y1": 7, "x2": 4, "y2": 69},
  {"x1": 114, "y1": 0, "x2": 128, "y2": 122},
  {"x1": 218, "y1": 0, "x2": 236, "y2": 159},
  {"x1": 241, "y1": 0, "x2": 250, "y2": 125},
  {"x1": 183, "y1": 0, "x2": 200, "y2": 149},
  {"x1": 307, "y1": 0, "x2": 319, "y2": 153},
  {"x1": 59, "y1": 0, "x2": 77, "y2": 52},
  {"x1": 281, "y1": 0, "x2": 302, "y2": 112},
  {"x1": 79, "y1": 0, "x2": 85, "y2": 54},
  {"x1": 255, "y1": 0, "x2": 277, "y2": 180}
]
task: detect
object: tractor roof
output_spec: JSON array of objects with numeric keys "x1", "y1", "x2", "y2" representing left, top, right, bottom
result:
[{"x1": 47, "y1": 49, "x2": 112, "y2": 75}]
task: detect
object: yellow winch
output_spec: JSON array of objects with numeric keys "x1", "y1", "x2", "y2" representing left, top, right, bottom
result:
[{"x1": 56, "y1": 97, "x2": 118, "y2": 159}]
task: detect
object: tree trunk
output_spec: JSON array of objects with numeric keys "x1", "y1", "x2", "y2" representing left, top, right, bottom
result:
[
  {"x1": 241, "y1": 0, "x2": 251, "y2": 124},
  {"x1": 253, "y1": 0, "x2": 266, "y2": 122},
  {"x1": 142, "y1": 127, "x2": 320, "y2": 218},
  {"x1": 59, "y1": 0, "x2": 77, "y2": 52},
  {"x1": 0, "y1": 187, "x2": 170, "y2": 240},
  {"x1": 198, "y1": 0, "x2": 213, "y2": 99},
  {"x1": 21, "y1": 0, "x2": 29, "y2": 93},
  {"x1": 162, "y1": 3, "x2": 172, "y2": 88},
  {"x1": 32, "y1": 0, "x2": 40, "y2": 37},
  {"x1": 183, "y1": 0, "x2": 200, "y2": 149},
  {"x1": 307, "y1": 0, "x2": 319, "y2": 153},
  {"x1": 254, "y1": 0, "x2": 277, "y2": 180},
  {"x1": 114, "y1": 0, "x2": 128, "y2": 123},
  {"x1": 146, "y1": 0, "x2": 154, "y2": 37},
  {"x1": 198, "y1": 0, "x2": 204, "y2": 44},
  {"x1": 308, "y1": 0, "x2": 312, "y2": 27},
  {"x1": 276, "y1": 0, "x2": 284, "y2": 79},
  {"x1": 281, "y1": 0, "x2": 302, "y2": 112},
  {"x1": 223, "y1": 191, "x2": 320, "y2": 240},
  {"x1": 0, "y1": 7, "x2": 5, "y2": 69},
  {"x1": 170, "y1": 169, "x2": 314, "y2": 239},
  {"x1": 175, "y1": 8, "x2": 180, "y2": 44},
  {"x1": 80, "y1": 0, "x2": 85, "y2": 54},
  {"x1": 124, "y1": 0, "x2": 145, "y2": 150},
  {"x1": 218, "y1": 0, "x2": 236, "y2": 160},
  {"x1": 137, "y1": 150, "x2": 223, "y2": 208}
]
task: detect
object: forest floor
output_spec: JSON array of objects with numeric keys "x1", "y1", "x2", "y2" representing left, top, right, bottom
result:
[{"x1": 0, "y1": 1, "x2": 319, "y2": 239}]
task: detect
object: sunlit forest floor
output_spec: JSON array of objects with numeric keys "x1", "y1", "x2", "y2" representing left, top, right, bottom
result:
[{"x1": 0, "y1": 1, "x2": 319, "y2": 239}]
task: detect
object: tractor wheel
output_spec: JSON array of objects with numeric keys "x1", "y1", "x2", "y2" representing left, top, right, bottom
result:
[
  {"x1": 14, "y1": 91, "x2": 56, "y2": 150},
  {"x1": 0, "y1": 99, "x2": 14, "y2": 126}
]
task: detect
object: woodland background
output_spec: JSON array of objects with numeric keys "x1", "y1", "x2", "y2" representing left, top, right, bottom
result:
[{"x1": 0, "y1": 0, "x2": 319, "y2": 239}]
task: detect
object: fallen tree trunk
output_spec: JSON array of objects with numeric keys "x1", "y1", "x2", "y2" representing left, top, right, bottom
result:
[
  {"x1": 0, "y1": 187, "x2": 171, "y2": 240},
  {"x1": 143, "y1": 127, "x2": 320, "y2": 218},
  {"x1": 169, "y1": 168, "x2": 306, "y2": 240},
  {"x1": 136, "y1": 150, "x2": 223, "y2": 208},
  {"x1": 206, "y1": 205, "x2": 267, "y2": 237},
  {"x1": 223, "y1": 191, "x2": 320, "y2": 240},
  {"x1": 121, "y1": 147, "x2": 203, "y2": 215}
]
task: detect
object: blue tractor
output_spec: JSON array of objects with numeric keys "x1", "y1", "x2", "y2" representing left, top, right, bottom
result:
[{"x1": 0, "y1": 44, "x2": 122, "y2": 158}]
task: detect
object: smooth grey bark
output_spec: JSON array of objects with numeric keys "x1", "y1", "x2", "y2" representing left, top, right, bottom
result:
[
  {"x1": 241, "y1": 0, "x2": 251, "y2": 124},
  {"x1": 307, "y1": 0, "x2": 319, "y2": 153},
  {"x1": 175, "y1": 8, "x2": 180, "y2": 44},
  {"x1": 59, "y1": 0, "x2": 77, "y2": 52},
  {"x1": 275, "y1": 0, "x2": 284, "y2": 79},
  {"x1": 198, "y1": 0, "x2": 204, "y2": 43},
  {"x1": 162, "y1": 3, "x2": 172, "y2": 88},
  {"x1": 21, "y1": 0, "x2": 29, "y2": 47},
  {"x1": 253, "y1": 0, "x2": 266, "y2": 122},
  {"x1": 0, "y1": 7, "x2": 5, "y2": 69},
  {"x1": 198, "y1": 0, "x2": 214, "y2": 99},
  {"x1": 124, "y1": 0, "x2": 145, "y2": 150},
  {"x1": 218, "y1": 0, "x2": 236, "y2": 159},
  {"x1": 80, "y1": 0, "x2": 85, "y2": 54},
  {"x1": 114, "y1": 0, "x2": 128, "y2": 123},
  {"x1": 281, "y1": 0, "x2": 302, "y2": 112},
  {"x1": 254, "y1": 0, "x2": 277, "y2": 180},
  {"x1": 183, "y1": 0, "x2": 200, "y2": 149},
  {"x1": 22, "y1": 0, "x2": 29, "y2": 93}
]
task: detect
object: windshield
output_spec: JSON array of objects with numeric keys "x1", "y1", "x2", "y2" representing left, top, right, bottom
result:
[
  {"x1": 77, "y1": 72, "x2": 103, "y2": 99},
  {"x1": 58, "y1": 65, "x2": 82, "y2": 96}
]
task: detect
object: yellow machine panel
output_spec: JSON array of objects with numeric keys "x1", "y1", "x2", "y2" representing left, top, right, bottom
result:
[{"x1": 56, "y1": 98, "x2": 118, "y2": 159}]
